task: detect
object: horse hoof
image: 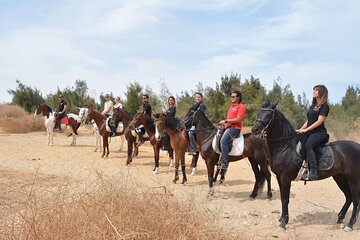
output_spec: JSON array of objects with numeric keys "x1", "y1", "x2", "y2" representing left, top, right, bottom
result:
[
  {"x1": 172, "y1": 179, "x2": 177, "y2": 184},
  {"x1": 339, "y1": 222, "x2": 345, "y2": 229},
  {"x1": 153, "y1": 168, "x2": 159, "y2": 174},
  {"x1": 249, "y1": 193, "x2": 257, "y2": 198},
  {"x1": 191, "y1": 168, "x2": 197, "y2": 175},
  {"x1": 207, "y1": 188, "x2": 215, "y2": 197},
  {"x1": 343, "y1": 226, "x2": 352, "y2": 232}
]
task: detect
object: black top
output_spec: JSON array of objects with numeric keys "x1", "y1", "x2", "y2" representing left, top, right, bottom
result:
[
  {"x1": 166, "y1": 106, "x2": 176, "y2": 117},
  {"x1": 190, "y1": 103, "x2": 206, "y2": 112},
  {"x1": 143, "y1": 102, "x2": 152, "y2": 118},
  {"x1": 57, "y1": 100, "x2": 67, "y2": 113},
  {"x1": 306, "y1": 103, "x2": 329, "y2": 133}
]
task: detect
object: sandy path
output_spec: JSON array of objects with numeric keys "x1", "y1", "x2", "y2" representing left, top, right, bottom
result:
[{"x1": 0, "y1": 127, "x2": 359, "y2": 239}]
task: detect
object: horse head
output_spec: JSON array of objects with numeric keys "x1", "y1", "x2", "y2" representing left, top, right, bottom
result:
[
  {"x1": 178, "y1": 105, "x2": 201, "y2": 131},
  {"x1": 77, "y1": 107, "x2": 89, "y2": 124},
  {"x1": 153, "y1": 112, "x2": 166, "y2": 141},
  {"x1": 34, "y1": 104, "x2": 52, "y2": 118},
  {"x1": 128, "y1": 111, "x2": 146, "y2": 130},
  {"x1": 251, "y1": 101, "x2": 278, "y2": 138}
]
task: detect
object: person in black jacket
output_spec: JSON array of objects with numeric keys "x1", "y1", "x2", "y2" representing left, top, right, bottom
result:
[
  {"x1": 54, "y1": 95, "x2": 67, "y2": 132},
  {"x1": 162, "y1": 96, "x2": 176, "y2": 151}
]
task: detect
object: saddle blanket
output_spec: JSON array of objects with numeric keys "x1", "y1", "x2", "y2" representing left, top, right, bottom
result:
[
  {"x1": 52, "y1": 116, "x2": 68, "y2": 124},
  {"x1": 105, "y1": 118, "x2": 124, "y2": 133},
  {"x1": 212, "y1": 131, "x2": 244, "y2": 156}
]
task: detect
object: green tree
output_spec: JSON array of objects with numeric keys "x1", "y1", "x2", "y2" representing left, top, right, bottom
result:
[
  {"x1": 8, "y1": 80, "x2": 45, "y2": 113},
  {"x1": 124, "y1": 82, "x2": 142, "y2": 115},
  {"x1": 158, "y1": 80, "x2": 172, "y2": 112}
]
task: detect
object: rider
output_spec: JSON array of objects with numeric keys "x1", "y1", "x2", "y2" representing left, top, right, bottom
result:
[
  {"x1": 218, "y1": 90, "x2": 246, "y2": 177},
  {"x1": 54, "y1": 94, "x2": 67, "y2": 132},
  {"x1": 136, "y1": 94, "x2": 152, "y2": 146},
  {"x1": 187, "y1": 92, "x2": 206, "y2": 155},
  {"x1": 110, "y1": 96, "x2": 122, "y2": 137},
  {"x1": 162, "y1": 96, "x2": 176, "y2": 151},
  {"x1": 102, "y1": 94, "x2": 114, "y2": 117},
  {"x1": 296, "y1": 85, "x2": 330, "y2": 181}
]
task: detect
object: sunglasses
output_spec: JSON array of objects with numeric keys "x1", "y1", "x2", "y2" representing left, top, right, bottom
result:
[{"x1": 231, "y1": 95, "x2": 238, "y2": 98}]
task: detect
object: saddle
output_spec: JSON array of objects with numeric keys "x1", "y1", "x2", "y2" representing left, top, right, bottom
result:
[
  {"x1": 295, "y1": 141, "x2": 334, "y2": 171},
  {"x1": 105, "y1": 118, "x2": 124, "y2": 133},
  {"x1": 212, "y1": 129, "x2": 244, "y2": 156},
  {"x1": 52, "y1": 116, "x2": 68, "y2": 124}
]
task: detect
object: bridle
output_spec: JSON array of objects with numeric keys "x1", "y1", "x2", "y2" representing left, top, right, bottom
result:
[{"x1": 255, "y1": 107, "x2": 298, "y2": 142}]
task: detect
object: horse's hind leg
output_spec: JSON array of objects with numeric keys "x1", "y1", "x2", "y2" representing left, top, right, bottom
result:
[
  {"x1": 344, "y1": 180, "x2": 360, "y2": 231},
  {"x1": 261, "y1": 163, "x2": 272, "y2": 199},
  {"x1": 181, "y1": 156, "x2": 187, "y2": 184},
  {"x1": 333, "y1": 175, "x2": 352, "y2": 226},
  {"x1": 248, "y1": 159, "x2": 262, "y2": 198},
  {"x1": 190, "y1": 152, "x2": 199, "y2": 175}
]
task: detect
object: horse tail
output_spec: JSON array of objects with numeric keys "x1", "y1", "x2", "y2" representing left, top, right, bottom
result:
[{"x1": 258, "y1": 169, "x2": 266, "y2": 191}]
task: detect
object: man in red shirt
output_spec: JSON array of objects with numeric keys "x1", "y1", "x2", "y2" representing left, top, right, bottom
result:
[{"x1": 218, "y1": 90, "x2": 246, "y2": 177}]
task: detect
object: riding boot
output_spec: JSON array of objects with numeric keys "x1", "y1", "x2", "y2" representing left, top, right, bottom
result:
[
  {"x1": 110, "y1": 125, "x2": 117, "y2": 137},
  {"x1": 306, "y1": 150, "x2": 318, "y2": 181}
]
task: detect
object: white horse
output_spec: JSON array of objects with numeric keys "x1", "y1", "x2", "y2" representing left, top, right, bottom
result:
[
  {"x1": 77, "y1": 107, "x2": 125, "y2": 152},
  {"x1": 34, "y1": 104, "x2": 80, "y2": 146}
]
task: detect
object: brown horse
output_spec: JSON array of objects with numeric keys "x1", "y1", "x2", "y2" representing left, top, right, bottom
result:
[
  {"x1": 153, "y1": 112, "x2": 200, "y2": 184},
  {"x1": 120, "y1": 111, "x2": 174, "y2": 173},
  {"x1": 178, "y1": 104, "x2": 272, "y2": 198},
  {"x1": 34, "y1": 104, "x2": 80, "y2": 146},
  {"x1": 85, "y1": 108, "x2": 136, "y2": 158},
  {"x1": 252, "y1": 102, "x2": 360, "y2": 231}
]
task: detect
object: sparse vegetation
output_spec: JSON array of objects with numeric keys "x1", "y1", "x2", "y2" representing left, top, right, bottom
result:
[{"x1": 0, "y1": 172, "x2": 242, "y2": 240}]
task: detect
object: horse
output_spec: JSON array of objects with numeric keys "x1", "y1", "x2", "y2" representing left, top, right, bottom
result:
[
  {"x1": 251, "y1": 101, "x2": 360, "y2": 231},
  {"x1": 123, "y1": 111, "x2": 174, "y2": 174},
  {"x1": 85, "y1": 108, "x2": 134, "y2": 158},
  {"x1": 78, "y1": 107, "x2": 125, "y2": 152},
  {"x1": 34, "y1": 103, "x2": 80, "y2": 146},
  {"x1": 153, "y1": 112, "x2": 200, "y2": 183},
  {"x1": 178, "y1": 104, "x2": 272, "y2": 198}
]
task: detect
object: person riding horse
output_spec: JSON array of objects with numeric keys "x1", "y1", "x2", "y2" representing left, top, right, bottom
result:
[
  {"x1": 54, "y1": 95, "x2": 67, "y2": 132},
  {"x1": 136, "y1": 94, "x2": 152, "y2": 146}
]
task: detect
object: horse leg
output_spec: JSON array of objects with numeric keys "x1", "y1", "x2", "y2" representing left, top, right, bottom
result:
[
  {"x1": 173, "y1": 154, "x2": 179, "y2": 183},
  {"x1": 333, "y1": 175, "x2": 352, "y2": 226},
  {"x1": 213, "y1": 168, "x2": 220, "y2": 183},
  {"x1": 168, "y1": 148, "x2": 174, "y2": 167},
  {"x1": 181, "y1": 154, "x2": 187, "y2": 184},
  {"x1": 344, "y1": 180, "x2": 360, "y2": 231},
  {"x1": 102, "y1": 136, "x2": 108, "y2": 158},
  {"x1": 153, "y1": 145, "x2": 160, "y2": 174},
  {"x1": 190, "y1": 152, "x2": 199, "y2": 175},
  {"x1": 262, "y1": 166, "x2": 272, "y2": 200},
  {"x1": 248, "y1": 159, "x2": 262, "y2": 198},
  {"x1": 206, "y1": 161, "x2": 216, "y2": 195},
  {"x1": 126, "y1": 140, "x2": 133, "y2": 165},
  {"x1": 277, "y1": 176, "x2": 291, "y2": 229}
]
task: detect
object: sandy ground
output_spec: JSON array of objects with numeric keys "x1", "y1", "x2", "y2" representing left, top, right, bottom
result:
[{"x1": 0, "y1": 126, "x2": 359, "y2": 240}]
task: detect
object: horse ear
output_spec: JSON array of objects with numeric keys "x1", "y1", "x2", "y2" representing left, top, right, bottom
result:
[{"x1": 271, "y1": 102, "x2": 278, "y2": 109}]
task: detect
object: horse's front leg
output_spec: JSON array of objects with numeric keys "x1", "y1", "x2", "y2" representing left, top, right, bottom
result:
[
  {"x1": 173, "y1": 154, "x2": 179, "y2": 183},
  {"x1": 126, "y1": 140, "x2": 133, "y2": 165},
  {"x1": 190, "y1": 152, "x2": 199, "y2": 175},
  {"x1": 249, "y1": 159, "x2": 261, "y2": 198},
  {"x1": 153, "y1": 144, "x2": 160, "y2": 174},
  {"x1": 102, "y1": 136, "x2": 108, "y2": 158},
  {"x1": 206, "y1": 160, "x2": 216, "y2": 196},
  {"x1": 180, "y1": 152, "x2": 187, "y2": 184},
  {"x1": 277, "y1": 176, "x2": 291, "y2": 229},
  {"x1": 344, "y1": 181, "x2": 360, "y2": 232}
]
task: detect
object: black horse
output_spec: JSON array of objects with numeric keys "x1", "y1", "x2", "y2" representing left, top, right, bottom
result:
[
  {"x1": 179, "y1": 104, "x2": 272, "y2": 198},
  {"x1": 251, "y1": 101, "x2": 360, "y2": 231}
]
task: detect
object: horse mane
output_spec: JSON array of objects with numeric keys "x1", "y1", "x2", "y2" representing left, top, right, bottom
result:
[
  {"x1": 165, "y1": 116, "x2": 181, "y2": 132},
  {"x1": 42, "y1": 104, "x2": 52, "y2": 113}
]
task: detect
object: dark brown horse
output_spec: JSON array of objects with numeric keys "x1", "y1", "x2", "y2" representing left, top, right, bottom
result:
[
  {"x1": 85, "y1": 108, "x2": 136, "y2": 158},
  {"x1": 34, "y1": 104, "x2": 80, "y2": 146},
  {"x1": 121, "y1": 111, "x2": 174, "y2": 173},
  {"x1": 153, "y1": 113, "x2": 200, "y2": 184},
  {"x1": 179, "y1": 104, "x2": 272, "y2": 198},
  {"x1": 251, "y1": 102, "x2": 360, "y2": 231}
]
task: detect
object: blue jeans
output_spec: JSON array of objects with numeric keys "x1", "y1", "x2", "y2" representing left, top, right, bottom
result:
[
  {"x1": 188, "y1": 126, "x2": 196, "y2": 152},
  {"x1": 219, "y1": 126, "x2": 240, "y2": 169}
]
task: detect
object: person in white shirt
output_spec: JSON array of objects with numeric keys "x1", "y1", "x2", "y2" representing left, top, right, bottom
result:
[
  {"x1": 114, "y1": 96, "x2": 123, "y2": 109},
  {"x1": 102, "y1": 94, "x2": 114, "y2": 117}
]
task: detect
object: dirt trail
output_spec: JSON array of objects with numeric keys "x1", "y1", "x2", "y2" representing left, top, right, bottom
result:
[{"x1": 0, "y1": 127, "x2": 359, "y2": 239}]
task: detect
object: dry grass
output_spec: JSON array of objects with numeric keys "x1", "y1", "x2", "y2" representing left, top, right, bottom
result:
[
  {"x1": 0, "y1": 172, "x2": 242, "y2": 240},
  {"x1": 0, "y1": 104, "x2": 44, "y2": 133}
]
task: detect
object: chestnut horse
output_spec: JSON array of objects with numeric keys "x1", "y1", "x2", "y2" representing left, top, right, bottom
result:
[
  {"x1": 178, "y1": 103, "x2": 272, "y2": 198},
  {"x1": 78, "y1": 107, "x2": 125, "y2": 152},
  {"x1": 153, "y1": 112, "x2": 200, "y2": 184},
  {"x1": 34, "y1": 104, "x2": 80, "y2": 146},
  {"x1": 119, "y1": 111, "x2": 174, "y2": 174},
  {"x1": 85, "y1": 108, "x2": 135, "y2": 158},
  {"x1": 252, "y1": 102, "x2": 360, "y2": 231}
]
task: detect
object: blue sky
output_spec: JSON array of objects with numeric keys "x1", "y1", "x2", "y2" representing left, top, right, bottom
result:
[{"x1": 0, "y1": 0, "x2": 359, "y2": 104}]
